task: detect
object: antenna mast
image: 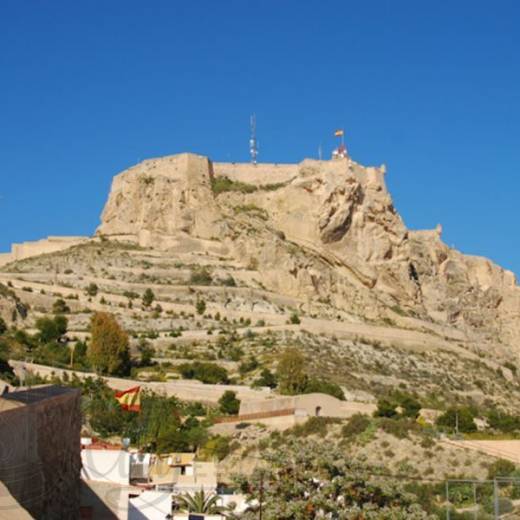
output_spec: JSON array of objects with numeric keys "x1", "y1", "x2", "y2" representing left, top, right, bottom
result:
[{"x1": 249, "y1": 114, "x2": 258, "y2": 164}]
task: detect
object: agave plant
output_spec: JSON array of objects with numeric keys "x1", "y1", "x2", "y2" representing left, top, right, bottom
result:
[{"x1": 174, "y1": 489, "x2": 225, "y2": 514}]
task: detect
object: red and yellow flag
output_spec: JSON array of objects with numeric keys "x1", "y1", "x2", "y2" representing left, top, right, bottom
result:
[
  {"x1": 334, "y1": 129, "x2": 344, "y2": 137},
  {"x1": 115, "y1": 386, "x2": 141, "y2": 412}
]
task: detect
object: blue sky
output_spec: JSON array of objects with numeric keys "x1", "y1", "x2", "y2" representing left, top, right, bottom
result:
[{"x1": 1, "y1": 1, "x2": 519, "y2": 274}]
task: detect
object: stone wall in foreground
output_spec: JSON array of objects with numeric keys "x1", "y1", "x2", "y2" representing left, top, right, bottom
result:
[{"x1": 0, "y1": 385, "x2": 82, "y2": 519}]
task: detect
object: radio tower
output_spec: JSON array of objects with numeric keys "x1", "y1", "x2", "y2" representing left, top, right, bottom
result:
[{"x1": 249, "y1": 114, "x2": 258, "y2": 164}]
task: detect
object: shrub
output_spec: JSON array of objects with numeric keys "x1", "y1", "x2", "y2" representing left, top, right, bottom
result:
[
  {"x1": 289, "y1": 313, "x2": 301, "y2": 325},
  {"x1": 436, "y1": 407, "x2": 477, "y2": 433},
  {"x1": 487, "y1": 459, "x2": 516, "y2": 479},
  {"x1": 86, "y1": 283, "x2": 98, "y2": 297},
  {"x1": 35, "y1": 315, "x2": 68, "y2": 344},
  {"x1": 304, "y1": 378, "x2": 345, "y2": 400},
  {"x1": 190, "y1": 268, "x2": 213, "y2": 286},
  {"x1": 211, "y1": 176, "x2": 257, "y2": 195},
  {"x1": 142, "y1": 288, "x2": 155, "y2": 307},
  {"x1": 218, "y1": 390, "x2": 240, "y2": 415},
  {"x1": 342, "y1": 414, "x2": 371, "y2": 439},
  {"x1": 288, "y1": 417, "x2": 338, "y2": 438},
  {"x1": 0, "y1": 318, "x2": 7, "y2": 335},
  {"x1": 196, "y1": 299, "x2": 206, "y2": 315},
  {"x1": 177, "y1": 361, "x2": 229, "y2": 384},
  {"x1": 378, "y1": 418, "x2": 418, "y2": 439},
  {"x1": 53, "y1": 298, "x2": 70, "y2": 314},
  {"x1": 254, "y1": 368, "x2": 277, "y2": 389}
]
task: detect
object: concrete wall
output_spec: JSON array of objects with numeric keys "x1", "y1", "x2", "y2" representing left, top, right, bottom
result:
[
  {"x1": 81, "y1": 449, "x2": 131, "y2": 485},
  {"x1": 239, "y1": 393, "x2": 376, "y2": 419},
  {"x1": 0, "y1": 385, "x2": 81, "y2": 519},
  {"x1": 10, "y1": 360, "x2": 271, "y2": 404}
]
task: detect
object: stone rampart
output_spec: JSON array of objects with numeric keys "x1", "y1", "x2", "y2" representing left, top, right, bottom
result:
[
  {"x1": 7, "y1": 236, "x2": 89, "y2": 263},
  {"x1": 213, "y1": 162, "x2": 298, "y2": 185}
]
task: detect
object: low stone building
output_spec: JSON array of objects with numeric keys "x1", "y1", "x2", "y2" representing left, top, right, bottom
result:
[{"x1": 0, "y1": 385, "x2": 82, "y2": 519}]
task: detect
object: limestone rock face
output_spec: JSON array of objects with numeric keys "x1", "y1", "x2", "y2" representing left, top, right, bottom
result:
[{"x1": 97, "y1": 153, "x2": 520, "y2": 347}]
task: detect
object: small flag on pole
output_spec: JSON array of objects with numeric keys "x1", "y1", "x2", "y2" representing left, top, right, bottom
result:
[
  {"x1": 334, "y1": 129, "x2": 344, "y2": 137},
  {"x1": 115, "y1": 386, "x2": 141, "y2": 412}
]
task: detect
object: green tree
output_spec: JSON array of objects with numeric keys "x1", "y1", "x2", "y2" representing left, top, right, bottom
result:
[
  {"x1": 218, "y1": 390, "x2": 240, "y2": 415},
  {"x1": 88, "y1": 312, "x2": 130, "y2": 375},
  {"x1": 142, "y1": 288, "x2": 155, "y2": 307},
  {"x1": 436, "y1": 407, "x2": 477, "y2": 433},
  {"x1": 277, "y1": 348, "x2": 308, "y2": 395},
  {"x1": 35, "y1": 315, "x2": 68, "y2": 344},
  {"x1": 254, "y1": 367, "x2": 277, "y2": 388},
  {"x1": 137, "y1": 339, "x2": 155, "y2": 366}
]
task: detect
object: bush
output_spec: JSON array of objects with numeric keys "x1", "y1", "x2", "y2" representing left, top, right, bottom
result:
[
  {"x1": 0, "y1": 318, "x2": 7, "y2": 335},
  {"x1": 375, "y1": 398, "x2": 398, "y2": 418},
  {"x1": 218, "y1": 390, "x2": 240, "y2": 415},
  {"x1": 196, "y1": 299, "x2": 206, "y2": 315},
  {"x1": 254, "y1": 368, "x2": 277, "y2": 389},
  {"x1": 53, "y1": 299, "x2": 70, "y2": 314},
  {"x1": 487, "y1": 459, "x2": 516, "y2": 479},
  {"x1": 211, "y1": 176, "x2": 257, "y2": 195},
  {"x1": 342, "y1": 414, "x2": 371, "y2": 439},
  {"x1": 289, "y1": 313, "x2": 301, "y2": 325},
  {"x1": 35, "y1": 315, "x2": 68, "y2": 344},
  {"x1": 177, "y1": 361, "x2": 229, "y2": 384},
  {"x1": 378, "y1": 417, "x2": 418, "y2": 439},
  {"x1": 142, "y1": 288, "x2": 155, "y2": 307},
  {"x1": 304, "y1": 378, "x2": 345, "y2": 400},
  {"x1": 190, "y1": 268, "x2": 213, "y2": 286},
  {"x1": 436, "y1": 407, "x2": 477, "y2": 433},
  {"x1": 288, "y1": 417, "x2": 338, "y2": 438},
  {"x1": 86, "y1": 283, "x2": 98, "y2": 297}
]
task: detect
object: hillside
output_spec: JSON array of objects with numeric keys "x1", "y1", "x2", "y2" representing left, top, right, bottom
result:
[{"x1": 1, "y1": 152, "x2": 520, "y2": 409}]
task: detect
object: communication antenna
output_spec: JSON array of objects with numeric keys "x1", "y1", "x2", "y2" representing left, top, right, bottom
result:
[{"x1": 249, "y1": 114, "x2": 258, "y2": 164}]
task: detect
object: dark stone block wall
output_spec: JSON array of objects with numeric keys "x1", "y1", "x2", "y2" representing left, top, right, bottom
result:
[{"x1": 0, "y1": 386, "x2": 82, "y2": 519}]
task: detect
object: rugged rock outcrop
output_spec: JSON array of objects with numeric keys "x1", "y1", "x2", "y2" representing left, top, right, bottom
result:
[{"x1": 97, "y1": 152, "x2": 520, "y2": 348}]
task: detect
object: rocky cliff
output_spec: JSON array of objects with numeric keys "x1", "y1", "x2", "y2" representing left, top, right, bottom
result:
[{"x1": 96, "y1": 153, "x2": 520, "y2": 350}]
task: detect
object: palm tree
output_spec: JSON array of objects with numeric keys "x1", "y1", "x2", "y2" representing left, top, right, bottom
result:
[{"x1": 174, "y1": 489, "x2": 225, "y2": 514}]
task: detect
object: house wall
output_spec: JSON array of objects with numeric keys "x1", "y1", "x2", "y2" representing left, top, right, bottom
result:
[
  {"x1": 0, "y1": 386, "x2": 81, "y2": 519},
  {"x1": 128, "y1": 491, "x2": 171, "y2": 520},
  {"x1": 81, "y1": 449, "x2": 131, "y2": 485}
]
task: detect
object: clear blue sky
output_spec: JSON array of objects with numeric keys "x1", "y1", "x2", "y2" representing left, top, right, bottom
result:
[{"x1": 1, "y1": 1, "x2": 519, "y2": 274}]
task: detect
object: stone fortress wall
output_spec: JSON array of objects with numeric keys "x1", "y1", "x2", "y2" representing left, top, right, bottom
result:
[
  {"x1": 0, "y1": 385, "x2": 81, "y2": 518},
  {"x1": 0, "y1": 236, "x2": 89, "y2": 266}
]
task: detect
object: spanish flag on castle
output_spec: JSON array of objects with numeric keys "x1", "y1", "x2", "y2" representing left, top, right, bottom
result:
[
  {"x1": 334, "y1": 129, "x2": 344, "y2": 137},
  {"x1": 115, "y1": 386, "x2": 141, "y2": 412}
]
